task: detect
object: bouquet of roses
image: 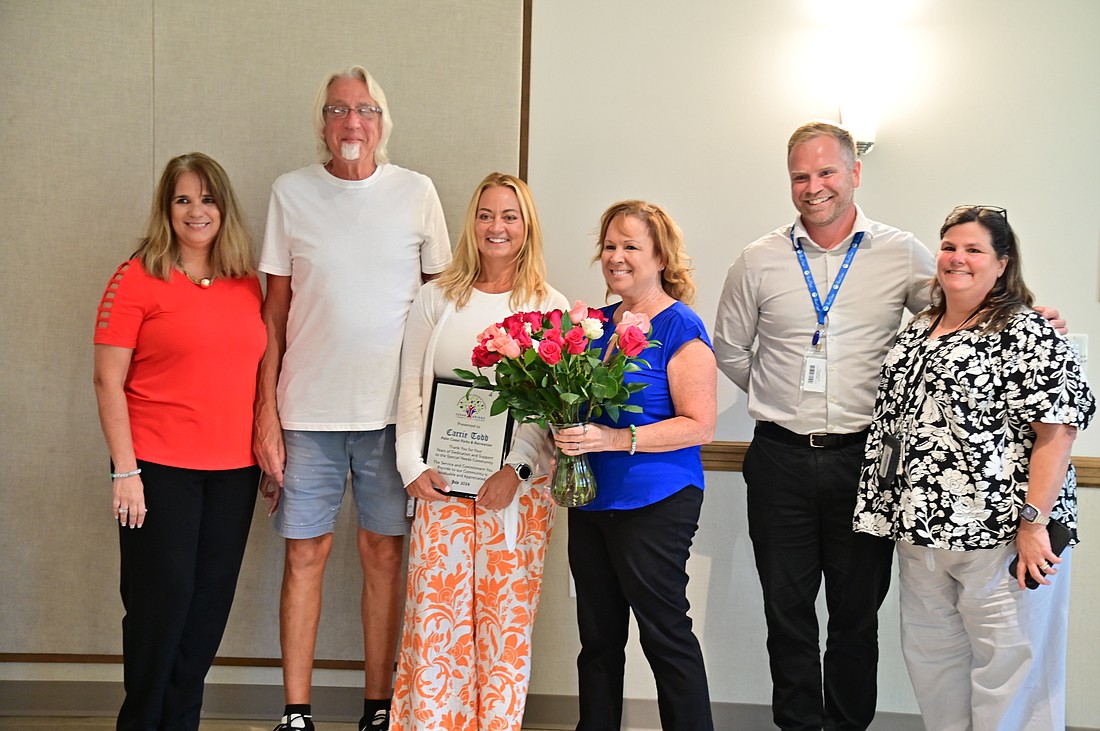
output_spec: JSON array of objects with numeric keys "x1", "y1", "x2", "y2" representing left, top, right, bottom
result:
[{"x1": 453, "y1": 300, "x2": 659, "y2": 429}]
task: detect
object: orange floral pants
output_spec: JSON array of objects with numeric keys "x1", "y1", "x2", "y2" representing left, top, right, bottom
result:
[{"x1": 390, "y1": 488, "x2": 555, "y2": 731}]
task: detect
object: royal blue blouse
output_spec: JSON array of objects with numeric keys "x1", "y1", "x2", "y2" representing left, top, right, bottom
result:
[{"x1": 582, "y1": 301, "x2": 713, "y2": 511}]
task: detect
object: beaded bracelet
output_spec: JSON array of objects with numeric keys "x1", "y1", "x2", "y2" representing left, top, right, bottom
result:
[
  {"x1": 629, "y1": 424, "x2": 637, "y2": 456},
  {"x1": 110, "y1": 468, "x2": 142, "y2": 479}
]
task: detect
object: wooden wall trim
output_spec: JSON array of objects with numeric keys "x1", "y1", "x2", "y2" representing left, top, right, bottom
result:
[
  {"x1": 518, "y1": 0, "x2": 533, "y2": 181},
  {"x1": 701, "y1": 442, "x2": 1100, "y2": 488}
]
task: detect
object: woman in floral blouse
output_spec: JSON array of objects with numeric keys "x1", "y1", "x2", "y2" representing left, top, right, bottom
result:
[{"x1": 854, "y1": 205, "x2": 1094, "y2": 730}]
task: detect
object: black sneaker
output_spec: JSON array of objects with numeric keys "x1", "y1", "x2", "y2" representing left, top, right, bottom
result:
[
  {"x1": 360, "y1": 708, "x2": 389, "y2": 731},
  {"x1": 274, "y1": 712, "x2": 315, "y2": 731}
]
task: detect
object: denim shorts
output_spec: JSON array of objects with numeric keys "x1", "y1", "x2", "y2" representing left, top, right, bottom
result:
[{"x1": 275, "y1": 426, "x2": 408, "y2": 539}]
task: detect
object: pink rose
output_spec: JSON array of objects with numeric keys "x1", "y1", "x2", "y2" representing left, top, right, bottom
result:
[
  {"x1": 615, "y1": 310, "x2": 651, "y2": 338},
  {"x1": 476, "y1": 325, "x2": 499, "y2": 345},
  {"x1": 538, "y1": 339, "x2": 563, "y2": 365},
  {"x1": 472, "y1": 344, "x2": 501, "y2": 368},
  {"x1": 486, "y1": 327, "x2": 523, "y2": 359},
  {"x1": 568, "y1": 300, "x2": 590, "y2": 325},
  {"x1": 546, "y1": 309, "x2": 563, "y2": 330},
  {"x1": 543, "y1": 327, "x2": 566, "y2": 347},
  {"x1": 617, "y1": 326, "x2": 649, "y2": 357},
  {"x1": 563, "y1": 326, "x2": 588, "y2": 355}
]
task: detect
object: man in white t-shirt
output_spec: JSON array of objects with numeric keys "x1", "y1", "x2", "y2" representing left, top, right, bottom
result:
[{"x1": 255, "y1": 66, "x2": 452, "y2": 731}]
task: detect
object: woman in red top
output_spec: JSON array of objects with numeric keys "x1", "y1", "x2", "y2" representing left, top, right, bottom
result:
[{"x1": 93, "y1": 152, "x2": 266, "y2": 731}]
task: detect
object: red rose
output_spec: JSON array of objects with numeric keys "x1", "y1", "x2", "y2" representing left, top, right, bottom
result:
[
  {"x1": 522, "y1": 311, "x2": 544, "y2": 330},
  {"x1": 617, "y1": 326, "x2": 649, "y2": 357},
  {"x1": 472, "y1": 344, "x2": 501, "y2": 367},
  {"x1": 563, "y1": 326, "x2": 588, "y2": 355},
  {"x1": 587, "y1": 307, "x2": 608, "y2": 323},
  {"x1": 501, "y1": 313, "x2": 526, "y2": 337},
  {"x1": 538, "y1": 339, "x2": 563, "y2": 365},
  {"x1": 546, "y1": 309, "x2": 563, "y2": 330}
]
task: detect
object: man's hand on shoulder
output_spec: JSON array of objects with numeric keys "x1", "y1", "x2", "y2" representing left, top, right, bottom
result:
[{"x1": 1034, "y1": 306, "x2": 1067, "y2": 335}]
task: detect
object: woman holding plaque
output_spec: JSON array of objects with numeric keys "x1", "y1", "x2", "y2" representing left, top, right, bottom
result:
[
  {"x1": 391, "y1": 172, "x2": 568, "y2": 730},
  {"x1": 552, "y1": 200, "x2": 717, "y2": 730}
]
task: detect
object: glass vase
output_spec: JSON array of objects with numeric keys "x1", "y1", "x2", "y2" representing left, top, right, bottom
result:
[{"x1": 549, "y1": 422, "x2": 597, "y2": 508}]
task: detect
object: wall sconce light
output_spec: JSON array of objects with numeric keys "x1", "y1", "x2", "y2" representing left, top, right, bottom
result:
[{"x1": 840, "y1": 102, "x2": 876, "y2": 155}]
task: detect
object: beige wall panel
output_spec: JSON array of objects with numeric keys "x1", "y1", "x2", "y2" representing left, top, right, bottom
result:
[
  {"x1": 2, "y1": 0, "x2": 522, "y2": 660},
  {"x1": 0, "y1": 0, "x2": 153, "y2": 655},
  {"x1": 152, "y1": 0, "x2": 523, "y2": 250}
]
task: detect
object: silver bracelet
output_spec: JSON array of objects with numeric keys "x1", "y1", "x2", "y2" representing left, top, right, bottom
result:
[{"x1": 110, "y1": 468, "x2": 142, "y2": 479}]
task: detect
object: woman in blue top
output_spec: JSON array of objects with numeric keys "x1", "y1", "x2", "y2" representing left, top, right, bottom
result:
[{"x1": 553, "y1": 200, "x2": 717, "y2": 731}]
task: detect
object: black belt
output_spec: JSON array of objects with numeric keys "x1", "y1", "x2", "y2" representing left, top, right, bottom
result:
[{"x1": 755, "y1": 421, "x2": 869, "y2": 449}]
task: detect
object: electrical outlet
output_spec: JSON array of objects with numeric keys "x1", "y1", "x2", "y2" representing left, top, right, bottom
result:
[{"x1": 1066, "y1": 333, "x2": 1088, "y2": 364}]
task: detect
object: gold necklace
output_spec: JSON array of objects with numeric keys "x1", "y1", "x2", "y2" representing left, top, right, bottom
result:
[{"x1": 177, "y1": 260, "x2": 214, "y2": 288}]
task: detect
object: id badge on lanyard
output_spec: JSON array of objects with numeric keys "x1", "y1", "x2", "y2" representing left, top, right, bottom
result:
[
  {"x1": 792, "y1": 228, "x2": 863, "y2": 397},
  {"x1": 801, "y1": 342, "x2": 827, "y2": 394}
]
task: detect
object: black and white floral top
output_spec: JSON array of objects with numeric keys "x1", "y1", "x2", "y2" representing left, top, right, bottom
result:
[{"x1": 854, "y1": 308, "x2": 1094, "y2": 551}]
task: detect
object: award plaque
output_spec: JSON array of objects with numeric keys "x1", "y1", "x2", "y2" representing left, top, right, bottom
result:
[{"x1": 422, "y1": 379, "x2": 514, "y2": 499}]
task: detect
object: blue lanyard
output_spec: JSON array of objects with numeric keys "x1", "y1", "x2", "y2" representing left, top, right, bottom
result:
[{"x1": 790, "y1": 228, "x2": 864, "y2": 346}]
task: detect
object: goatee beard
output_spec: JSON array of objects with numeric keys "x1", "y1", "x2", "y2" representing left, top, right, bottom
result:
[{"x1": 340, "y1": 142, "x2": 361, "y2": 161}]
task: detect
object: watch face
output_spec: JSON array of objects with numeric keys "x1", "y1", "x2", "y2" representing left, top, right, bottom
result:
[
  {"x1": 515, "y1": 463, "x2": 532, "y2": 480},
  {"x1": 1022, "y1": 504, "x2": 1039, "y2": 522}
]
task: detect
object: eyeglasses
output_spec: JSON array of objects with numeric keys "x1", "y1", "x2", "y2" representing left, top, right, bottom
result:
[
  {"x1": 322, "y1": 104, "x2": 383, "y2": 120},
  {"x1": 950, "y1": 204, "x2": 1007, "y2": 221}
]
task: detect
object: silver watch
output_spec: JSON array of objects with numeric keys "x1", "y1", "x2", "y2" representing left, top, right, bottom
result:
[{"x1": 1020, "y1": 502, "x2": 1050, "y2": 526}]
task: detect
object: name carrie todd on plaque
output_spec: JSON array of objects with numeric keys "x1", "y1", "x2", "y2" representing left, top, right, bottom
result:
[{"x1": 423, "y1": 380, "x2": 513, "y2": 498}]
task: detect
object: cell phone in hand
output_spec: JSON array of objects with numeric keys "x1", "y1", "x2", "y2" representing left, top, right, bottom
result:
[
  {"x1": 435, "y1": 487, "x2": 478, "y2": 500},
  {"x1": 1008, "y1": 518, "x2": 1073, "y2": 590}
]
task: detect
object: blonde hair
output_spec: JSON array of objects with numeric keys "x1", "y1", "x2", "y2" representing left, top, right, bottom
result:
[
  {"x1": 135, "y1": 152, "x2": 254, "y2": 281},
  {"x1": 436, "y1": 173, "x2": 549, "y2": 310},
  {"x1": 312, "y1": 65, "x2": 393, "y2": 165},
  {"x1": 787, "y1": 121, "x2": 858, "y2": 169},
  {"x1": 593, "y1": 200, "x2": 696, "y2": 305}
]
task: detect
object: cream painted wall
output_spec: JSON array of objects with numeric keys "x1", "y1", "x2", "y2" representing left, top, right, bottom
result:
[{"x1": 525, "y1": 0, "x2": 1100, "y2": 726}]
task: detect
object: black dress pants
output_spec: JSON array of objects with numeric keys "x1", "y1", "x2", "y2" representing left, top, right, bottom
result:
[
  {"x1": 568, "y1": 486, "x2": 713, "y2": 731},
  {"x1": 116, "y1": 461, "x2": 259, "y2": 731},
  {"x1": 744, "y1": 432, "x2": 893, "y2": 731}
]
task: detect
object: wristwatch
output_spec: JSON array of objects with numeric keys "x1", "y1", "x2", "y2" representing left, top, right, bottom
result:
[
  {"x1": 1021, "y1": 502, "x2": 1050, "y2": 526},
  {"x1": 509, "y1": 463, "x2": 533, "y2": 481}
]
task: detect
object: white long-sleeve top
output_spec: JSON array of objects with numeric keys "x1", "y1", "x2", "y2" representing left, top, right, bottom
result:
[{"x1": 395, "y1": 280, "x2": 569, "y2": 547}]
